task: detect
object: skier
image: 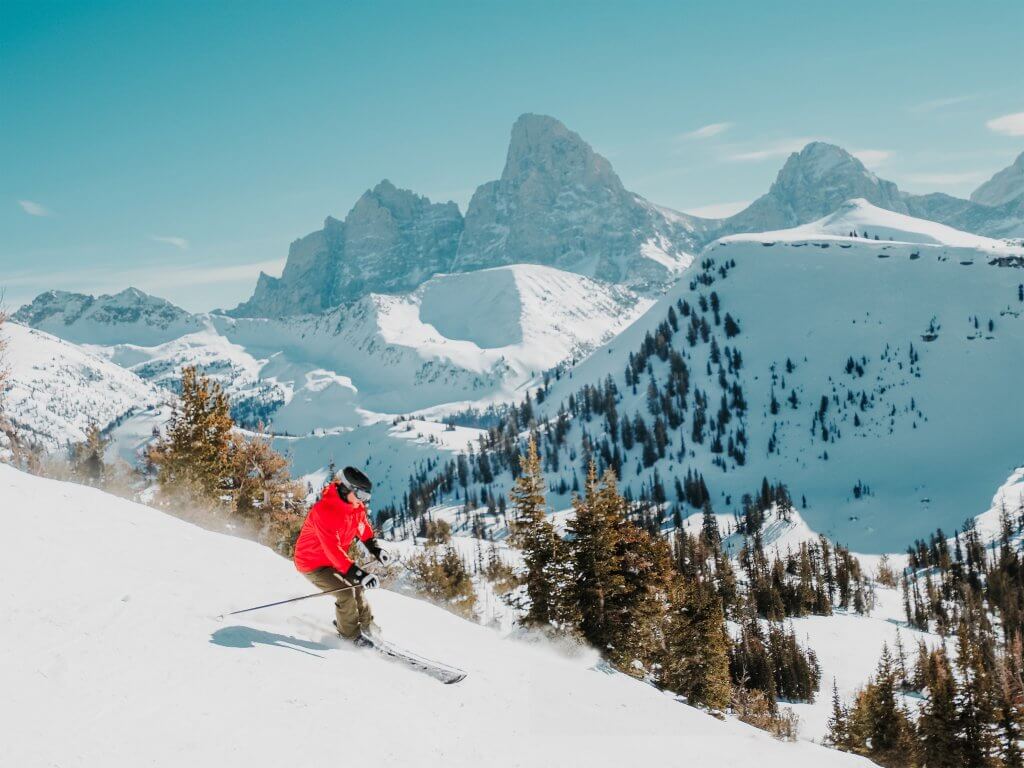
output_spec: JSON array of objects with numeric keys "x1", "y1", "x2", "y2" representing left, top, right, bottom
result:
[{"x1": 293, "y1": 466, "x2": 392, "y2": 646}]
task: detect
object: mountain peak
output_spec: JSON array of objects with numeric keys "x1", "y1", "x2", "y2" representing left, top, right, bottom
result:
[
  {"x1": 454, "y1": 114, "x2": 697, "y2": 286},
  {"x1": 502, "y1": 113, "x2": 621, "y2": 189},
  {"x1": 971, "y1": 150, "x2": 1024, "y2": 207},
  {"x1": 13, "y1": 287, "x2": 197, "y2": 345},
  {"x1": 777, "y1": 142, "x2": 872, "y2": 184},
  {"x1": 716, "y1": 142, "x2": 906, "y2": 236}
]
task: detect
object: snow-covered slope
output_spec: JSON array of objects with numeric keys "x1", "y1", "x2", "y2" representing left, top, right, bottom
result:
[
  {"x1": 461, "y1": 204, "x2": 1024, "y2": 552},
  {"x1": 218, "y1": 263, "x2": 650, "y2": 421},
  {"x1": 0, "y1": 464, "x2": 874, "y2": 767},
  {"x1": 1, "y1": 322, "x2": 165, "y2": 451},
  {"x1": 747, "y1": 198, "x2": 1008, "y2": 250},
  {"x1": 95, "y1": 328, "x2": 287, "y2": 428},
  {"x1": 15, "y1": 262, "x2": 647, "y2": 495},
  {"x1": 966, "y1": 465, "x2": 1024, "y2": 545}
]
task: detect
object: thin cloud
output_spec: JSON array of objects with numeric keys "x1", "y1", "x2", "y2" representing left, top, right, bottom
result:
[
  {"x1": 903, "y1": 171, "x2": 990, "y2": 186},
  {"x1": 727, "y1": 138, "x2": 815, "y2": 162},
  {"x1": 987, "y1": 112, "x2": 1024, "y2": 137},
  {"x1": 679, "y1": 122, "x2": 733, "y2": 140},
  {"x1": 1, "y1": 258, "x2": 286, "y2": 296},
  {"x1": 683, "y1": 200, "x2": 751, "y2": 219},
  {"x1": 852, "y1": 149, "x2": 892, "y2": 169},
  {"x1": 151, "y1": 259, "x2": 287, "y2": 287},
  {"x1": 909, "y1": 94, "x2": 978, "y2": 113},
  {"x1": 150, "y1": 235, "x2": 190, "y2": 250},
  {"x1": 18, "y1": 200, "x2": 53, "y2": 217}
]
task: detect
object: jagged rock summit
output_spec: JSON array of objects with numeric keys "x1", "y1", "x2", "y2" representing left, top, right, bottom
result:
[
  {"x1": 454, "y1": 113, "x2": 700, "y2": 287},
  {"x1": 231, "y1": 114, "x2": 701, "y2": 318},
  {"x1": 231, "y1": 180, "x2": 463, "y2": 317}
]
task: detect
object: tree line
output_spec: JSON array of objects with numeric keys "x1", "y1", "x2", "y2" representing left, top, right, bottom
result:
[
  {"x1": 827, "y1": 502, "x2": 1024, "y2": 767},
  {"x1": 509, "y1": 438, "x2": 821, "y2": 735}
]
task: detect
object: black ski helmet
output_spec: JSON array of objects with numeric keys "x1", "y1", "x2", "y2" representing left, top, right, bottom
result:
[{"x1": 337, "y1": 466, "x2": 372, "y2": 501}]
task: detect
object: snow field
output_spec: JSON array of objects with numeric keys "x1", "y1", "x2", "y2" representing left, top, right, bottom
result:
[{"x1": 0, "y1": 464, "x2": 875, "y2": 767}]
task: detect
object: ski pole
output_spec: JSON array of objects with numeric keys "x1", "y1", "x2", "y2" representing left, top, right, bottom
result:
[
  {"x1": 216, "y1": 551, "x2": 400, "y2": 621},
  {"x1": 216, "y1": 573, "x2": 358, "y2": 621}
]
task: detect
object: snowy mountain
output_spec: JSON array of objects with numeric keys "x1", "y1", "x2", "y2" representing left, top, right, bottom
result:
[
  {"x1": 13, "y1": 287, "x2": 203, "y2": 346},
  {"x1": 424, "y1": 201, "x2": 1024, "y2": 552},
  {"x1": 95, "y1": 328, "x2": 287, "y2": 429},
  {"x1": 232, "y1": 115, "x2": 703, "y2": 318},
  {"x1": 0, "y1": 462, "x2": 875, "y2": 767},
  {"x1": 717, "y1": 143, "x2": 909, "y2": 237},
  {"x1": 232, "y1": 180, "x2": 464, "y2": 317},
  {"x1": 0, "y1": 322, "x2": 165, "y2": 451},
  {"x1": 14, "y1": 263, "x2": 649, "y2": 496},
  {"x1": 972, "y1": 151, "x2": 1024, "y2": 207},
  {"x1": 717, "y1": 143, "x2": 1024, "y2": 241},
  {"x1": 210, "y1": 264, "x2": 649, "y2": 429},
  {"x1": 22, "y1": 264, "x2": 648, "y2": 428},
  {"x1": 454, "y1": 113, "x2": 702, "y2": 288}
]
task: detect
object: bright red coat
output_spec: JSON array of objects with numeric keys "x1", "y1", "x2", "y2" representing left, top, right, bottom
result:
[{"x1": 294, "y1": 483, "x2": 375, "y2": 573}]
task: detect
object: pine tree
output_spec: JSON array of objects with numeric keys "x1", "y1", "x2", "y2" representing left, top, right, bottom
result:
[
  {"x1": 611, "y1": 519, "x2": 673, "y2": 672},
  {"x1": 226, "y1": 426, "x2": 305, "y2": 554},
  {"x1": 510, "y1": 439, "x2": 571, "y2": 629},
  {"x1": 661, "y1": 573, "x2": 732, "y2": 711},
  {"x1": 846, "y1": 644, "x2": 918, "y2": 767},
  {"x1": 569, "y1": 462, "x2": 625, "y2": 651},
  {"x1": 826, "y1": 679, "x2": 850, "y2": 749},
  {"x1": 71, "y1": 422, "x2": 109, "y2": 484},
  {"x1": 0, "y1": 308, "x2": 16, "y2": 453},
  {"x1": 147, "y1": 366, "x2": 234, "y2": 508},
  {"x1": 955, "y1": 618, "x2": 1000, "y2": 767},
  {"x1": 918, "y1": 646, "x2": 962, "y2": 767}
]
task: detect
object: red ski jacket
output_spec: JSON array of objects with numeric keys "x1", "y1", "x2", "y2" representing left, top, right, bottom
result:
[{"x1": 294, "y1": 483, "x2": 375, "y2": 573}]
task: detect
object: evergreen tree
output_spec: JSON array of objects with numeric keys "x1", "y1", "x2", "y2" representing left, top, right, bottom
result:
[
  {"x1": 846, "y1": 644, "x2": 918, "y2": 767},
  {"x1": 661, "y1": 573, "x2": 732, "y2": 710},
  {"x1": 226, "y1": 426, "x2": 305, "y2": 554},
  {"x1": 955, "y1": 618, "x2": 1000, "y2": 767},
  {"x1": 71, "y1": 422, "x2": 109, "y2": 484},
  {"x1": 826, "y1": 679, "x2": 850, "y2": 750},
  {"x1": 147, "y1": 366, "x2": 233, "y2": 507},
  {"x1": 510, "y1": 439, "x2": 572, "y2": 629},
  {"x1": 569, "y1": 462, "x2": 624, "y2": 651},
  {"x1": 918, "y1": 646, "x2": 961, "y2": 767}
]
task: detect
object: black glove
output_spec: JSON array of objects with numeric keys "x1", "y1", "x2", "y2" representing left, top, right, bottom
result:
[
  {"x1": 344, "y1": 564, "x2": 380, "y2": 590},
  {"x1": 365, "y1": 538, "x2": 392, "y2": 566}
]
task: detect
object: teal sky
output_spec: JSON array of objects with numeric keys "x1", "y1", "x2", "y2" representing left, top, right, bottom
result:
[{"x1": 2, "y1": 0, "x2": 1022, "y2": 312}]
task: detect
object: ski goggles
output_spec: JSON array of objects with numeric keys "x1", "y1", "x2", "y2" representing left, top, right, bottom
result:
[{"x1": 339, "y1": 480, "x2": 371, "y2": 503}]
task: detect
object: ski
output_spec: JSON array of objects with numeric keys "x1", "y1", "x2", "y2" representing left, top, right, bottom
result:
[{"x1": 363, "y1": 636, "x2": 467, "y2": 685}]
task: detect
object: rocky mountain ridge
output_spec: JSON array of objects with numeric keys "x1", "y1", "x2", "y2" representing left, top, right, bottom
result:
[{"x1": 230, "y1": 114, "x2": 704, "y2": 317}]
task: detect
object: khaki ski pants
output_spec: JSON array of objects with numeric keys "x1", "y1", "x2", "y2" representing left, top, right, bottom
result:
[{"x1": 302, "y1": 567, "x2": 374, "y2": 639}]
